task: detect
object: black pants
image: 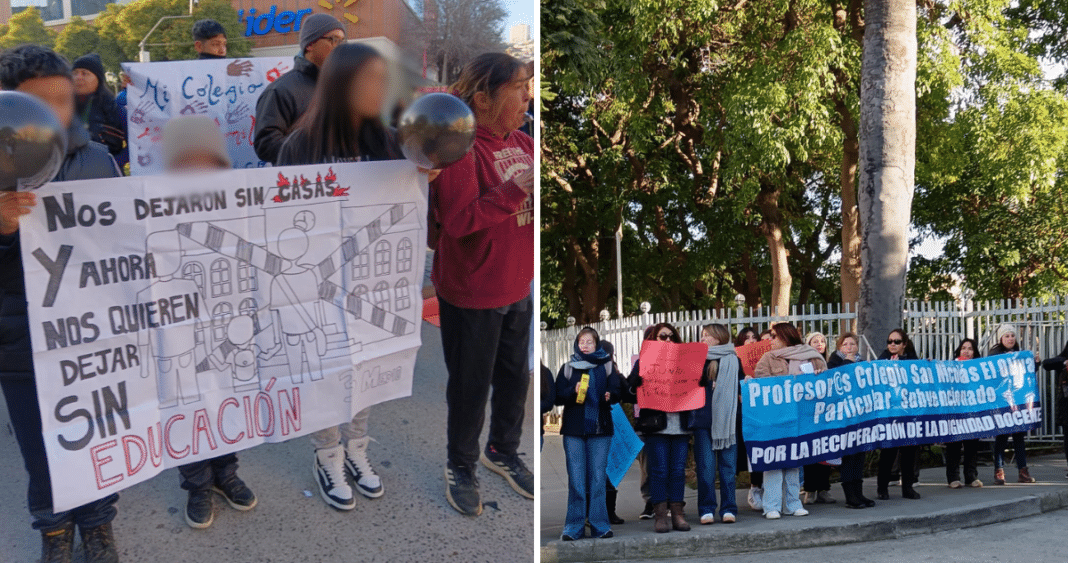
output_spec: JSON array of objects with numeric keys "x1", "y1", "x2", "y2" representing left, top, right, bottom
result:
[
  {"x1": 178, "y1": 454, "x2": 240, "y2": 492},
  {"x1": 439, "y1": 295, "x2": 532, "y2": 469},
  {"x1": 839, "y1": 452, "x2": 865, "y2": 483},
  {"x1": 1, "y1": 376, "x2": 118, "y2": 532},
  {"x1": 945, "y1": 439, "x2": 979, "y2": 484},
  {"x1": 878, "y1": 446, "x2": 917, "y2": 489},
  {"x1": 802, "y1": 463, "x2": 832, "y2": 492}
]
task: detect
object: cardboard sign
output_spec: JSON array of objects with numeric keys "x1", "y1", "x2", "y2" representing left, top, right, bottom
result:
[
  {"x1": 20, "y1": 161, "x2": 427, "y2": 511},
  {"x1": 636, "y1": 341, "x2": 708, "y2": 412},
  {"x1": 737, "y1": 339, "x2": 774, "y2": 376}
]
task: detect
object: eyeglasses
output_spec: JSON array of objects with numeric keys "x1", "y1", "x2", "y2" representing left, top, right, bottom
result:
[
  {"x1": 887, "y1": 339, "x2": 904, "y2": 345},
  {"x1": 319, "y1": 34, "x2": 345, "y2": 46},
  {"x1": 657, "y1": 333, "x2": 673, "y2": 341}
]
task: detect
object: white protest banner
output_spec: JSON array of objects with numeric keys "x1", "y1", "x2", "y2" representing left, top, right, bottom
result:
[
  {"x1": 122, "y1": 57, "x2": 292, "y2": 174},
  {"x1": 20, "y1": 161, "x2": 426, "y2": 511}
]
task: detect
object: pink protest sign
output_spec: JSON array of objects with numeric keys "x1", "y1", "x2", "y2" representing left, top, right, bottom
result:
[
  {"x1": 737, "y1": 339, "x2": 773, "y2": 376},
  {"x1": 637, "y1": 341, "x2": 708, "y2": 412}
]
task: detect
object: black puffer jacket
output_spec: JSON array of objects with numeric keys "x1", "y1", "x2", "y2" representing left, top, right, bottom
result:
[
  {"x1": 0, "y1": 123, "x2": 120, "y2": 379},
  {"x1": 253, "y1": 55, "x2": 318, "y2": 165}
]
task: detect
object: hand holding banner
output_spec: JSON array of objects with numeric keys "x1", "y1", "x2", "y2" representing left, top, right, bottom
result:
[{"x1": 636, "y1": 341, "x2": 707, "y2": 412}]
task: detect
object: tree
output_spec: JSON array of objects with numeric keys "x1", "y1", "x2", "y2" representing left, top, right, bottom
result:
[
  {"x1": 856, "y1": 0, "x2": 916, "y2": 348},
  {"x1": 420, "y1": 0, "x2": 506, "y2": 84},
  {"x1": 0, "y1": 8, "x2": 56, "y2": 49},
  {"x1": 54, "y1": 16, "x2": 99, "y2": 64}
]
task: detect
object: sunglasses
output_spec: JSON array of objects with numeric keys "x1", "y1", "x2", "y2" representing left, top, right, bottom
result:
[
  {"x1": 657, "y1": 333, "x2": 673, "y2": 341},
  {"x1": 887, "y1": 339, "x2": 904, "y2": 345}
]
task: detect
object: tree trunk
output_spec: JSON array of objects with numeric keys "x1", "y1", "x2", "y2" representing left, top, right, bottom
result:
[
  {"x1": 839, "y1": 104, "x2": 862, "y2": 325},
  {"x1": 857, "y1": 0, "x2": 916, "y2": 353},
  {"x1": 757, "y1": 180, "x2": 792, "y2": 316}
]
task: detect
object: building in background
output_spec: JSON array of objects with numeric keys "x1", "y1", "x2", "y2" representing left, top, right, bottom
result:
[{"x1": 506, "y1": 22, "x2": 533, "y2": 62}]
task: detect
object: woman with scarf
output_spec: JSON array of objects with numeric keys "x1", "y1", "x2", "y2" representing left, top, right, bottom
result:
[
  {"x1": 988, "y1": 324, "x2": 1038, "y2": 484},
  {"x1": 877, "y1": 329, "x2": 923, "y2": 500},
  {"x1": 826, "y1": 333, "x2": 876, "y2": 508},
  {"x1": 690, "y1": 324, "x2": 740, "y2": 524},
  {"x1": 752, "y1": 322, "x2": 827, "y2": 519},
  {"x1": 945, "y1": 338, "x2": 983, "y2": 489},
  {"x1": 555, "y1": 327, "x2": 622, "y2": 541},
  {"x1": 626, "y1": 322, "x2": 692, "y2": 533},
  {"x1": 801, "y1": 331, "x2": 834, "y2": 504}
]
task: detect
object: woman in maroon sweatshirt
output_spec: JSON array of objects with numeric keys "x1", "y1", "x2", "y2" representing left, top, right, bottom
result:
[{"x1": 431, "y1": 52, "x2": 535, "y2": 516}]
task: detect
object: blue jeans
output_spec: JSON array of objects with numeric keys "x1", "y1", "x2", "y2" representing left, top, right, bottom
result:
[
  {"x1": 1, "y1": 376, "x2": 118, "y2": 532},
  {"x1": 692, "y1": 429, "x2": 737, "y2": 517},
  {"x1": 562, "y1": 435, "x2": 611, "y2": 538},
  {"x1": 993, "y1": 432, "x2": 1028, "y2": 469},
  {"x1": 762, "y1": 468, "x2": 803, "y2": 515},
  {"x1": 646, "y1": 433, "x2": 689, "y2": 504}
]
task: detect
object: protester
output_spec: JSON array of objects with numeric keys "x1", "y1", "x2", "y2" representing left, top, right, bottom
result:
[
  {"x1": 192, "y1": 19, "x2": 228, "y2": 59},
  {"x1": 598, "y1": 339, "x2": 624, "y2": 526},
  {"x1": 877, "y1": 329, "x2": 922, "y2": 500},
  {"x1": 254, "y1": 13, "x2": 345, "y2": 165},
  {"x1": 690, "y1": 324, "x2": 740, "y2": 524},
  {"x1": 555, "y1": 328, "x2": 622, "y2": 540},
  {"x1": 944, "y1": 338, "x2": 983, "y2": 489},
  {"x1": 276, "y1": 43, "x2": 403, "y2": 511},
  {"x1": 0, "y1": 44, "x2": 122, "y2": 563},
  {"x1": 1040, "y1": 339, "x2": 1068, "y2": 478},
  {"x1": 733, "y1": 326, "x2": 761, "y2": 507},
  {"x1": 827, "y1": 333, "x2": 876, "y2": 509},
  {"x1": 805, "y1": 332, "x2": 829, "y2": 360},
  {"x1": 541, "y1": 362, "x2": 555, "y2": 451},
  {"x1": 988, "y1": 324, "x2": 1037, "y2": 484},
  {"x1": 160, "y1": 116, "x2": 259, "y2": 528},
  {"x1": 759, "y1": 329, "x2": 773, "y2": 341},
  {"x1": 113, "y1": 72, "x2": 131, "y2": 170},
  {"x1": 431, "y1": 52, "x2": 535, "y2": 516},
  {"x1": 801, "y1": 331, "x2": 835, "y2": 504},
  {"x1": 72, "y1": 53, "x2": 125, "y2": 160},
  {"x1": 634, "y1": 323, "x2": 660, "y2": 520},
  {"x1": 626, "y1": 322, "x2": 692, "y2": 532},
  {"x1": 752, "y1": 322, "x2": 826, "y2": 519},
  {"x1": 734, "y1": 327, "x2": 758, "y2": 347}
]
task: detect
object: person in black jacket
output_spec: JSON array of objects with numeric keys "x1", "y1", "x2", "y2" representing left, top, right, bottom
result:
[
  {"x1": 555, "y1": 327, "x2": 622, "y2": 540},
  {"x1": 0, "y1": 44, "x2": 122, "y2": 563},
  {"x1": 988, "y1": 324, "x2": 1038, "y2": 484},
  {"x1": 876, "y1": 329, "x2": 922, "y2": 500},
  {"x1": 192, "y1": 19, "x2": 228, "y2": 59},
  {"x1": 944, "y1": 338, "x2": 984, "y2": 489},
  {"x1": 71, "y1": 53, "x2": 125, "y2": 160},
  {"x1": 1040, "y1": 338, "x2": 1068, "y2": 478},
  {"x1": 626, "y1": 322, "x2": 693, "y2": 533},
  {"x1": 825, "y1": 332, "x2": 877, "y2": 509},
  {"x1": 253, "y1": 13, "x2": 345, "y2": 165},
  {"x1": 541, "y1": 362, "x2": 555, "y2": 451}
]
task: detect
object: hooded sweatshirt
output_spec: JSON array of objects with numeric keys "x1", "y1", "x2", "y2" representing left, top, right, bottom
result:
[{"x1": 430, "y1": 126, "x2": 533, "y2": 309}]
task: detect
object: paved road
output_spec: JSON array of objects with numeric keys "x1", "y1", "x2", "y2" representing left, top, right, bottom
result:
[
  {"x1": 0, "y1": 320, "x2": 536, "y2": 563},
  {"x1": 618, "y1": 507, "x2": 1068, "y2": 562}
]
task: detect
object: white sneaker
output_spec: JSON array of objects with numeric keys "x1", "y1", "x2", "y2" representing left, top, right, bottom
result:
[
  {"x1": 700, "y1": 513, "x2": 715, "y2": 525},
  {"x1": 948, "y1": 480, "x2": 962, "y2": 489},
  {"x1": 791, "y1": 507, "x2": 809, "y2": 516},
  {"x1": 315, "y1": 445, "x2": 355, "y2": 510},
  {"x1": 748, "y1": 487, "x2": 763, "y2": 511},
  {"x1": 764, "y1": 511, "x2": 781, "y2": 520},
  {"x1": 345, "y1": 437, "x2": 384, "y2": 498},
  {"x1": 722, "y1": 513, "x2": 736, "y2": 523},
  {"x1": 969, "y1": 479, "x2": 983, "y2": 488}
]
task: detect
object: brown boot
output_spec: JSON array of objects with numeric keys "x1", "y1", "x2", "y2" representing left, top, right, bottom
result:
[
  {"x1": 1018, "y1": 467, "x2": 1036, "y2": 483},
  {"x1": 80, "y1": 522, "x2": 118, "y2": 563},
  {"x1": 41, "y1": 524, "x2": 74, "y2": 563},
  {"x1": 994, "y1": 468, "x2": 1006, "y2": 485},
  {"x1": 669, "y1": 502, "x2": 690, "y2": 531},
  {"x1": 653, "y1": 502, "x2": 670, "y2": 533}
]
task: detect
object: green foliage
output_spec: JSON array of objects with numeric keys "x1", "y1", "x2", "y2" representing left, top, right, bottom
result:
[
  {"x1": 0, "y1": 8, "x2": 56, "y2": 49},
  {"x1": 54, "y1": 17, "x2": 99, "y2": 64}
]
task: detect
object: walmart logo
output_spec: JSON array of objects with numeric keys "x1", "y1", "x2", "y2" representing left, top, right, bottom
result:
[{"x1": 317, "y1": 0, "x2": 360, "y2": 24}]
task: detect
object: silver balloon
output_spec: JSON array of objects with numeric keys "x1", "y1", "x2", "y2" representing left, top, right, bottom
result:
[
  {"x1": 0, "y1": 91, "x2": 66, "y2": 191},
  {"x1": 397, "y1": 93, "x2": 476, "y2": 169}
]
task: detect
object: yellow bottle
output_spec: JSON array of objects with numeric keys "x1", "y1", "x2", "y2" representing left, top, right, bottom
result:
[{"x1": 575, "y1": 373, "x2": 590, "y2": 404}]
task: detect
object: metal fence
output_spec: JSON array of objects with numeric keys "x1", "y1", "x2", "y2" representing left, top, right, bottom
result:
[{"x1": 541, "y1": 298, "x2": 1068, "y2": 441}]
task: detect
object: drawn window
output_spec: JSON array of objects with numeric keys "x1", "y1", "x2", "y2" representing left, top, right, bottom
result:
[
  {"x1": 239, "y1": 298, "x2": 259, "y2": 332},
  {"x1": 238, "y1": 262, "x2": 257, "y2": 293},
  {"x1": 351, "y1": 250, "x2": 370, "y2": 281},
  {"x1": 374, "y1": 241, "x2": 391, "y2": 277},
  {"x1": 194, "y1": 319, "x2": 205, "y2": 345},
  {"x1": 182, "y1": 262, "x2": 205, "y2": 295},
  {"x1": 373, "y1": 281, "x2": 390, "y2": 312},
  {"x1": 397, "y1": 238, "x2": 414, "y2": 273},
  {"x1": 394, "y1": 279, "x2": 411, "y2": 311},
  {"x1": 210, "y1": 259, "x2": 232, "y2": 298},
  {"x1": 212, "y1": 302, "x2": 233, "y2": 342},
  {"x1": 352, "y1": 284, "x2": 369, "y2": 301}
]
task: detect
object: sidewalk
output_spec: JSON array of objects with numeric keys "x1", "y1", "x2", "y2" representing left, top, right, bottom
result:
[
  {"x1": 1, "y1": 317, "x2": 536, "y2": 563},
  {"x1": 540, "y1": 433, "x2": 1068, "y2": 563}
]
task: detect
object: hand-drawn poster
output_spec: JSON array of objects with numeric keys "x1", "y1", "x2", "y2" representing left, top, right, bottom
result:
[
  {"x1": 122, "y1": 57, "x2": 291, "y2": 175},
  {"x1": 636, "y1": 341, "x2": 708, "y2": 412},
  {"x1": 19, "y1": 161, "x2": 426, "y2": 511}
]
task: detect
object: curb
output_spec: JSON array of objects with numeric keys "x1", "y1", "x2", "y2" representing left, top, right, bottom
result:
[{"x1": 540, "y1": 488, "x2": 1068, "y2": 562}]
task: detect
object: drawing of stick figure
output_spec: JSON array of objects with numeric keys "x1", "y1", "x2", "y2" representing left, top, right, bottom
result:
[
  {"x1": 201, "y1": 314, "x2": 279, "y2": 393},
  {"x1": 139, "y1": 230, "x2": 203, "y2": 408}
]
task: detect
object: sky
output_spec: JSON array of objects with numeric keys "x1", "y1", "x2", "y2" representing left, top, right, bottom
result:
[{"x1": 501, "y1": 0, "x2": 538, "y2": 42}]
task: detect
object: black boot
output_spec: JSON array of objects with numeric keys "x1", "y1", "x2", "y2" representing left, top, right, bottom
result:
[
  {"x1": 81, "y1": 522, "x2": 119, "y2": 563},
  {"x1": 842, "y1": 481, "x2": 865, "y2": 509},
  {"x1": 902, "y1": 482, "x2": 921, "y2": 500},
  {"x1": 41, "y1": 524, "x2": 75, "y2": 563},
  {"x1": 607, "y1": 488, "x2": 625, "y2": 525},
  {"x1": 856, "y1": 482, "x2": 876, "y2": 507}
]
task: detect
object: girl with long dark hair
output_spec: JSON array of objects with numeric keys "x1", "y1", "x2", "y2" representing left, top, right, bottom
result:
[
  {"x1": 945, "y1": 338, "x2": 983, "y2": 489},
  {"x1": 877, "y1": 329, "x2": 922, "y2": 500}
]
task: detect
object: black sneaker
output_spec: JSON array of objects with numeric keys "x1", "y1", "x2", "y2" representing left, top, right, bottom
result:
[
  {"x1": 41, "y1": 524, "x2": 74, "y2": 563},
  {"x1": 185, "y1": 489, "x2": 215, "y2": 529},
  {"x1": 213, "y1": 475, "x2": 258, "y2": 511},
  {"x1": 480, "y1": 445, "x2": 534, "y2": 499},
  {"x1": 80, "y1": 522, "x2": 118, "y2": 563},
  {"x1": 445, "y1": 461, "x2": 482, "y2": 516},
  {"x1": 639, "y1": 502, "x2": 655, "y2": 519}
]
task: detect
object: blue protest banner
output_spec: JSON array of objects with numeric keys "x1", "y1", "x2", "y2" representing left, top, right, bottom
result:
[
  {"x1": 606, "y1": 404, "x2": 644, "y2": 487},
  {"x1": 741, "y1": 351, "x2": 1042, "y2": 471}
]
